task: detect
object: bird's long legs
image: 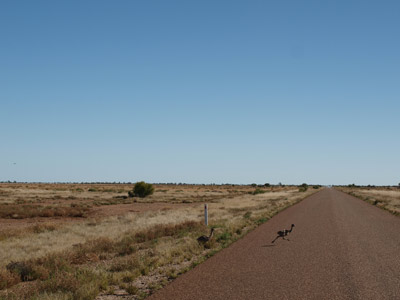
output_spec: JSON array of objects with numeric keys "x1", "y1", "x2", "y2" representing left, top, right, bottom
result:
[
  {"x1": 271, "y1": 236, "x2": 280, "y2": 243},
  {"x1": 271, "y1": 236, "x2": 289, "y2": 243}
]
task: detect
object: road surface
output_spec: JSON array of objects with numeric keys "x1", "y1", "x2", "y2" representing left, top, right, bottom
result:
[{"x1": 149, "y1": 188, "x2": 400, "y2": 300}]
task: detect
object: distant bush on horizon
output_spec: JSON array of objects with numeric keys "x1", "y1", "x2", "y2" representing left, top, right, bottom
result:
[
  {"x1": 299, "y1": 183, "x2": 308, "y2": 192},
  {"x1": 128, "y1": 181, "x2": 154, "y2": 198}
]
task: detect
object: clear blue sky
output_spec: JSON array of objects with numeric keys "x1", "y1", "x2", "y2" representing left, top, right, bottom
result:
[{"x1": 1, "y1": 1, "x2": 399, "y2": 185}]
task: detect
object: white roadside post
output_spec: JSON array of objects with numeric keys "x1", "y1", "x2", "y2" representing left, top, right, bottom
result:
[{"x1": 204, "y1": 204, "x2": 208, "y2": 226}]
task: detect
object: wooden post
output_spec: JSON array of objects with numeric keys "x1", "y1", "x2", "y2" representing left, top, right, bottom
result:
[{"x1": 204, "y1": 204, "x2": 208, "y2": 226}]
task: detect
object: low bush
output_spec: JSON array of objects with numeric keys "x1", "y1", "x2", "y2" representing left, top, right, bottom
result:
[
  {"x1": 299, "y1": 183, "x2": 308, "y2": 192},
  {"x1": 256, "y1": 217, "x2": 268, "y2": 225},
  {"x1": 128, "y1": 182, "x2": 154, "y2": 198}
]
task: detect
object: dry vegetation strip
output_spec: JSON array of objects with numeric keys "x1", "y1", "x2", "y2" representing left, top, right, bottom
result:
[
  {"x1": 0, "y1": 204, "x2": 89, "y2": 219},
  {"x1": 336, "y1": 186, "x2": 400, "y2": 216},
  {"x1": 0, "y1": 184, "x2": 320, "y2": 300}
]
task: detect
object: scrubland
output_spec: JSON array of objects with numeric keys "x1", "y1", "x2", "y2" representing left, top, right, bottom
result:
[
  {"x1": 337, "y1": 186, "x2": 400, "y2": 216},
  {"x1": 0, "y1": 183, "x2": 319, "y2": 299}
]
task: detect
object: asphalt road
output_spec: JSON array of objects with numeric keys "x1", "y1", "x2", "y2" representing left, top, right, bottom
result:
[{"x1": 148, "y1": 188, "x2": 400, "y2": 300}]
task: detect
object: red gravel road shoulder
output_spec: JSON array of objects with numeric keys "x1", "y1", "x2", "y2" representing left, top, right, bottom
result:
[{"x1": 148, "y1": 188, "x2": 400, "y2": 300}]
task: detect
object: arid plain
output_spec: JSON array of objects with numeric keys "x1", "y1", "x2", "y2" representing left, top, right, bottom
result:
[{"x1": 0, "y1": 183, "x2": 318, "y2": 299}]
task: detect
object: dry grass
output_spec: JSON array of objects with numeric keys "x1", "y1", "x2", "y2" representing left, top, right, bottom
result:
[
  {"x1": 337, "y1": 186, "x2": 400, "y2": 216},
  {"x1": 0, "y1": 183, "x2": 320, "y2": 299},
  {"x1": 0, "y1": 204, "x2": 89, "y2": 219},
  {"x1": 0, "y1": 269, "x2": 20, "y2": 290},
  {"x1": 0, "y1": 183, "x2": 252, "y2": 207}
]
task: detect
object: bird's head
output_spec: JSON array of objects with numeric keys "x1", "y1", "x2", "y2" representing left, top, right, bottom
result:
[{"x1": 291, "y1": 224, "x2": 295, "y2": 227}]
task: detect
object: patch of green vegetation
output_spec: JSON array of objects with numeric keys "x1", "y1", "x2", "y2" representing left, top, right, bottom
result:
[
  {"x1": 128, "y1": 182, "x2": 154, "y2": 198},
  {"x1": 256, "y1": 217, "x2": 268, "y2": 225},
  {"x1": 298, "y1": 183, "x2": 308, "y2": 192},
  {"x1": 216, "y1": 231, "x2": 232, "y2": 246}
]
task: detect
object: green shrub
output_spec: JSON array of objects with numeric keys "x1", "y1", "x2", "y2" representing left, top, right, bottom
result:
[
  {"x1": 128, "y1": 182, "x2": 154, "y2": 198},
  {"x1": 216, "y1": 231, "x2": 232, "y2": 244},
  {"x1": 299, "y1": 183, "x2": 308, "y2": 192},
  {"x1": 256, "y1": 217, "x2": 267, "y2": 225}
]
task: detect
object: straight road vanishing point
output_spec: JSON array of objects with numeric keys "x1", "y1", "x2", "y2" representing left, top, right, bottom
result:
[{"x1": 149, "y1": 188, "x2": 400, "y2": 300}]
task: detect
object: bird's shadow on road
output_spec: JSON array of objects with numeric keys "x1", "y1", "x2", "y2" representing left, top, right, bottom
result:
[{"x1": 261, "y1": 244, "x2": 275, "y2": 247}]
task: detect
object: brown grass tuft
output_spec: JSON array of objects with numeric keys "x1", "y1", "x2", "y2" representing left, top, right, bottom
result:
[
  {"x1": 133, "y1": 221, "x2": 203, "y2": 243},
  {"x1": 0, "y1": 269, "x2": 20, "y2": 290}
]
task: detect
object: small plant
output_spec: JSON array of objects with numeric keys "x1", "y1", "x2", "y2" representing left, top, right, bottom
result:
[
  {"x1": 256, "y1": 217, "x2": 267, "y2": 225},
  {"x1": 125, "y1": 284, "x2": 139, "y2": 295},
  {"x1": 264, "y1": 183, "x2": 271, "y2": 187},
  {"x1": 243, "y1": 211, "x2": 252, "y2": 219},
  {"x1": 128, "y1": 181, "x2": 154, "y2": 198},
  {"x1": 216, "y1": 231, "x2": 232, "y2": 243},
  {"x1": 250, "y1": 183, "x2": 257, "y2": 187}
]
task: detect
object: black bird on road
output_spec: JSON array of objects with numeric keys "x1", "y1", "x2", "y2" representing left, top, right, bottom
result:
[{"x1": 271, "y1": 224, "x2": 295, "y2": 243}]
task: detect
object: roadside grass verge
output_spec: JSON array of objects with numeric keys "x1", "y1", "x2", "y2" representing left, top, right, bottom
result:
[{"x1": 337, "y1": 187, "x2": 400, "y2": 216}]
